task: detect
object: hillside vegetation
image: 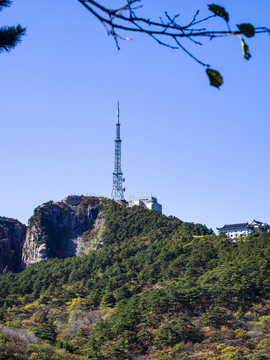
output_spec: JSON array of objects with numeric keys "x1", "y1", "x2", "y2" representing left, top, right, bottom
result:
[{"x1": 0, "y1": 202, "x2": 270, "y2": 359}]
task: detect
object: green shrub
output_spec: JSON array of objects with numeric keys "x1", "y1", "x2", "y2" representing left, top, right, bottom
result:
[
  {"x1": 202, "y1": 305, "x2": 230, "y2": 328},
  {"x1": 33, "y1": 321, "x2": 57, "y2": 343}
]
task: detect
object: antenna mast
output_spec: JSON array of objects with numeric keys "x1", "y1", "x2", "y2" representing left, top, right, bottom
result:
[{"x1": 111, "y1": 102, "x2": 125, "y2": 201}]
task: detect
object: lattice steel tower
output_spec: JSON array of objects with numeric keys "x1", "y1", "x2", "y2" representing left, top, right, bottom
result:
[{"x1": 111, "y1": 102, "x2": 125, "y2": 201}]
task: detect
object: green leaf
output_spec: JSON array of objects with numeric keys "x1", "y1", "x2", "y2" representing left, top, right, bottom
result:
[
  {"x1": 237, "y1": 23, "x2": 255, "y2": 38},
  {"x1": 208, "y1": 4, "x2": 229, "y2": 22},
  {"x1": 241, "y1": 37, "x2": 251, "y2": 60},
  {"x1": 206, "y1": 68, "x2": 223, "y2": 88}
]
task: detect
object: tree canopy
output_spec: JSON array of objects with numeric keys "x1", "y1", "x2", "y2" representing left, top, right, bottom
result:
[{"x1": 0, "y1": 203, "x2": 270, "y2": 358}]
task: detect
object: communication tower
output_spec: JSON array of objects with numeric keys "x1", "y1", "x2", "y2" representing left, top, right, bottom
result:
[{"x1": 111, "y1": 102, "x2": 125, "y2": 200}]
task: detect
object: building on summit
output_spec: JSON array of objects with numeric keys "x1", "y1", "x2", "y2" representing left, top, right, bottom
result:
[
  {"x1": 63, "y1": 195, "x2": 85, "y2": 206},
  {"x1": 217, "y1": 220, "x2": 270, "y2": 239},
  {"x1": 128, "y1": 196, "x2": 162, "y2": 213}
]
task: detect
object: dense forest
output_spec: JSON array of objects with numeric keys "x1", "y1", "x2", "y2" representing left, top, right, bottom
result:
[{"x1": 0, "y1": 202, "x2": 270, "y2": 359}]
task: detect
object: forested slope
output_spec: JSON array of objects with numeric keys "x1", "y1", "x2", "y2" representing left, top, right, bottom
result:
[{"x1": 0, "y1": 202, "x2": 269, "y2": 359}]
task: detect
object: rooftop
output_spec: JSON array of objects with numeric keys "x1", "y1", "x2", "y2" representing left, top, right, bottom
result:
[
  {"x1": 129, "y1": 196, "x2": 157, "y2": 202},
  {"x1": 217, "y1": 222, "x2": 249, "y2": 231}
]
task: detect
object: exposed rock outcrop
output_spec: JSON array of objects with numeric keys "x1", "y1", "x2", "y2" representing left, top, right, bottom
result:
[
  {"x1": 0, "y1": 217, "x2": 27, "y2": 273},
  {"x1": 21, "y1": 196, "x2": 106, "y2": 269}
]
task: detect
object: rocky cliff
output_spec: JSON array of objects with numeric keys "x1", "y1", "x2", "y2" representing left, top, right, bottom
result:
[
  {"x1": 0, "y1": 217, "x2": 27, "y2": 273},
  {"x1": 21, "y1": 196, "x2": 106, "y2": 270}
]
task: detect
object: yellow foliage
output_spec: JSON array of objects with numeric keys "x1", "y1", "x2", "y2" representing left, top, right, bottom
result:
[
  {"x1": 143, "y1": 311, "x2": 153, "y2": 316},
  {"x1": 234, "y1": 328, "x2": 246, "y2": 339},
  {"x1": 66, "y1": 297, "x2": 86, "y2": 311},
  {"x1": 217, "y1": 343, "x2": 226, "y2": 350},
  {"x1": 21, "y1": 319, "x2": 35, "y2": 328},
  {"x1": 220, "y1": 346, "x2": 240, "y2": 360},
  {"x1": 23, "y1": 302, "x2": 39, "y2": 311},
  {"x1": 104, "y1": 308, "x2": 115, "y2": 318},
  {"x1": 259, "y1": 315, "x2": 270, "y2": 330},
  {"x1": 48, "y1": 308, "x2": 63, "y2": 318},
  {"x1": 29, "y1": 353, "x2": 39, "y2": 360},
  {"x1": 256, "y1": 338, "x2": 270, "y2": 351}
]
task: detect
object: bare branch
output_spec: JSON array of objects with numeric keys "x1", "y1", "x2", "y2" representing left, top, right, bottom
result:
[{"x1": 78, "y1": 0, "x2": 270, "y2": 77}]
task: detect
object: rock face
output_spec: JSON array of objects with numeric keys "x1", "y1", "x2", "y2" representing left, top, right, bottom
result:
[
  {"x1": 21, "y1": 196, "x2": 105, "y2": 270},
  {"x1": 0, "y1": 217, "x2": 27, "y2": 273}
]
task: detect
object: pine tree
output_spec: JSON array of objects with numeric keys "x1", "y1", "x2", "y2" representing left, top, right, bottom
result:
[{"x1": 0, "y1": 0, "x2": 25, "y2": 53}]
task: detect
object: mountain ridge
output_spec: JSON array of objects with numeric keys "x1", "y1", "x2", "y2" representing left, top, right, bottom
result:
[{"x1": 0, "y1": 196, "x2": 212, "y2": 274}]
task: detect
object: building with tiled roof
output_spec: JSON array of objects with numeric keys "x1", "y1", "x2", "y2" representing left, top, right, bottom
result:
[{"x1": 217, "y1": 220, "x2": 270, "y2": 239}]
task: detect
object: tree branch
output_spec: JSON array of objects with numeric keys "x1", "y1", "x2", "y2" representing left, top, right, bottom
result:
[{"x1": 78, "y1": 0, "x2": 270, "y2": 87}]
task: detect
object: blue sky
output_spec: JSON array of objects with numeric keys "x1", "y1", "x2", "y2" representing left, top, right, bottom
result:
[{"x1": 0, "y1": 0, "x2": 270, "y2": 232}]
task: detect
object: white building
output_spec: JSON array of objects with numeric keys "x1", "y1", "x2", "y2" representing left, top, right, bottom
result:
[
  {"x1": 217, "y1": 220, "x2": 270, "y2": 239},
  {"x1": 128, "y1": 196, "x2": 162, "y2": 213}
]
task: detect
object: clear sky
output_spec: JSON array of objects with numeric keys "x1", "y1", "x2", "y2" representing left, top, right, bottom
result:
[{"x1": 1, "y1": 0, "x2": 270, "y2": 232}]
